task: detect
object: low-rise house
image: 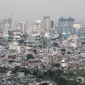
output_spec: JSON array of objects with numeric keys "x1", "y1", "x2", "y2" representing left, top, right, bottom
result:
[{"x1": 27, "y1": 60, "x2": 42, "y2": 69}]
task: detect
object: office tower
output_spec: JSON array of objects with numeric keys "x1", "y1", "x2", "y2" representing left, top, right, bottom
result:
[
  {"x1": 66, "y1": 17, "x2": 75, "y2": 34},
  {"x1": 8, "y1": 17, "x2": 12, "y2": 29},
  {"x1": 27, "y1": 23, "x2": 33, "y2": 36},
  {"x1": 43, "y1": 16, "x2": 51, "y2": 33},
  {"x1": 0, "y1": 17, "x2": 12, "y2": 37},
  {"x1": 20, "y1": 22, "x2": 28, "y2": 34},
  {"x1": 13, "y1": 22, "x2": 21, "y2": 31},
  {"x1": 3, "y1": 17, "x2": 12, "y2": 29},
  {"x1": 33, "y1": 20, "x2": 42, "y2": 34},
  {"x1": 66, "y1": 17, "x2": 75, "y2": 29},
  {"x1": 58, "y1": 17, "x2": 75, "y2": 34},
  {"x1": 58, "y1": 17, "x2": 66, "y2": 34}
]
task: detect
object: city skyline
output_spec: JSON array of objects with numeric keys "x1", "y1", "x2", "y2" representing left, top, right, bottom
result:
[{"x1": 0, "y1": 0, "x2": 85, "y2": 21}]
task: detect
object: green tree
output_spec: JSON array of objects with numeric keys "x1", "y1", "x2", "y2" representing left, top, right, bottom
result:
[
  {"x1": 32, "y1": 69, "x2": 44, "y2": 79},
  {"x1": 26, "y1": 54, "x2": 34, "y2": 60},
  {"x1": 57, "y1": 76, "x2": 67, "y2": 85}
]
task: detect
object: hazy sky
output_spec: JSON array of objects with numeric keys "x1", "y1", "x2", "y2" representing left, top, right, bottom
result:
[{"x1": 0, "y1": 0, "x2": 85, "y2": 21}]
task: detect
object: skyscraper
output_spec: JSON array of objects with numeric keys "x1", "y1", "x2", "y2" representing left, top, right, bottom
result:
[
  {"x1": 33, "y1": 20, "x2": 42, "y2": 34},
  {"x1": 66, "y1": 17, "x2": 75, "y2": 30},
  {"x1": 2, "y1": 17, "x2": 12, "y2": 37},
  {"x1": 58, "y1": 17, "x2": 75, "y2": 34},
  {"x1": 20, "y1": 22, "x2": 28, "y2": 34},
  {"x1": 51, "y1": 21, "x2": 54, "y2": 29},
  {"x1": 43, "y1": 16, "x2": 51, "y2": 33},
  {"x1": 58, "y1": 17, "x2": 66, "y2": 34}
]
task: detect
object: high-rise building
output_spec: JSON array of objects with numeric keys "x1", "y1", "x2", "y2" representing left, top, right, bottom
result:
[
  {"x1": 27, "y1": 23, "x2": 33, "y2": 36},
  {"x1": 51, "y1": 21, "x2": 54, "y2": 29},
  {"x1": 58, "y1": 17, "x2": 75, "y2": 34},
  {"x1": 58, "y1": 17, "x2": 67, "y2": 34},
  {"x1": 66, "y1": 17, "x2": 75, "y2": 29},
  {"x1": 27, "y1": 20, "x2": 42, "y2": 36},
  {"x1": 20, "y1": 22, "x2": 28, "y2": 34},
  {"x1": 43, "y1": 16, "x2": 51, "y2": 33},
  {"x1": 13, "y1": 22, "x2": 21, "y2": 31},
  {"x1": 1, "y1": 17, "x2": 12, "y2": 37},
  {"x1": 33, "y1": 20, "x2": 42, "y2": 34}
]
